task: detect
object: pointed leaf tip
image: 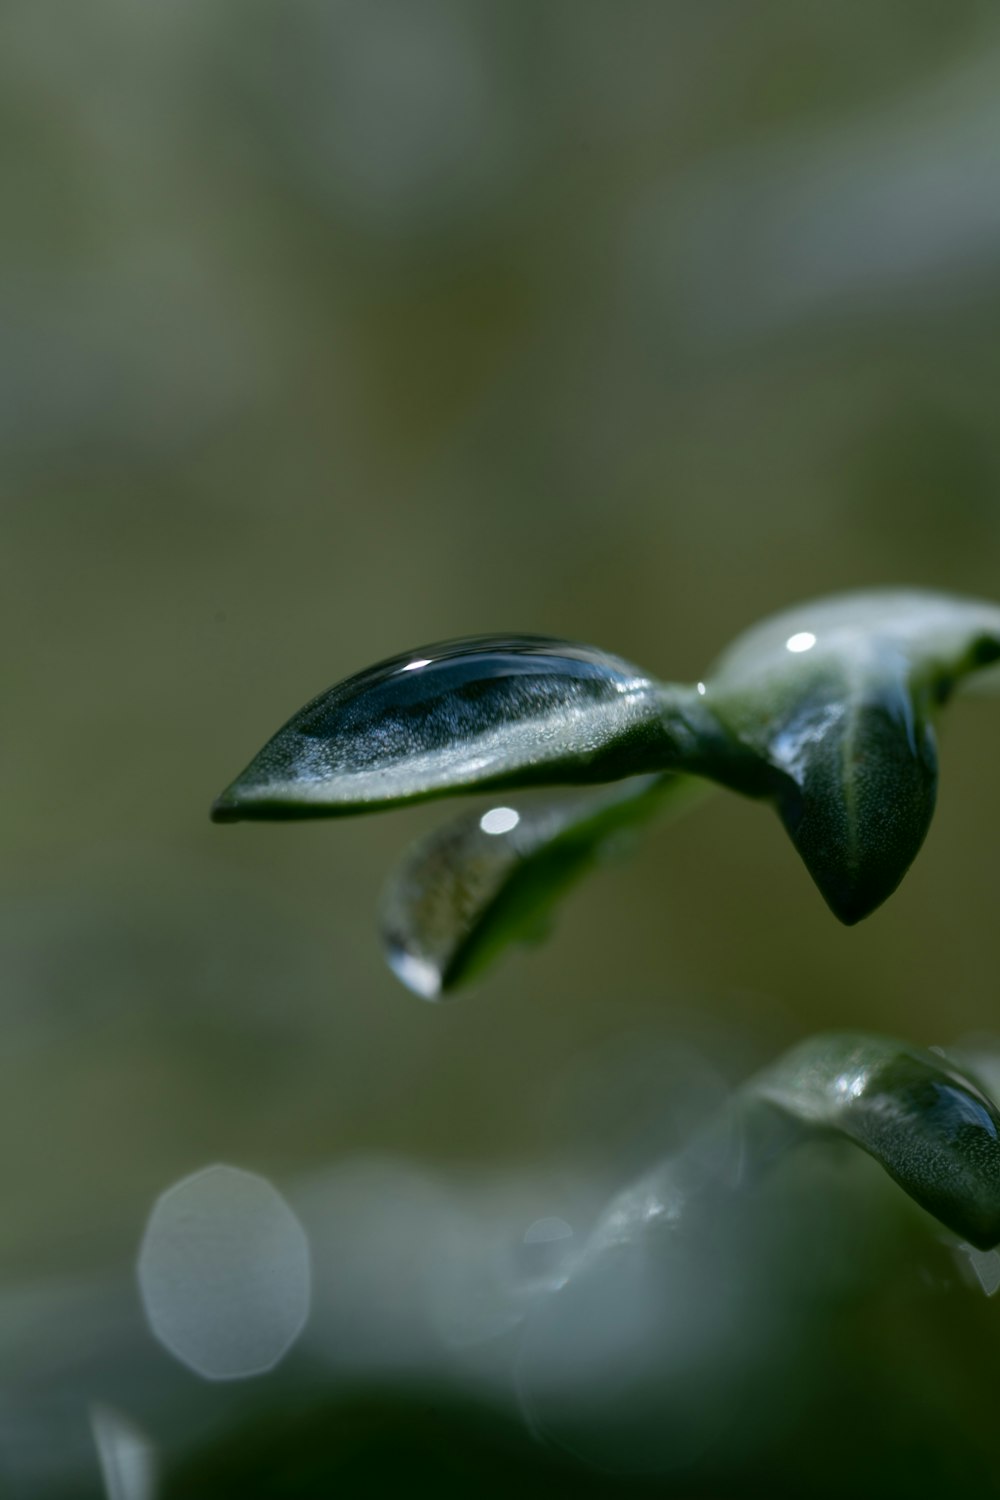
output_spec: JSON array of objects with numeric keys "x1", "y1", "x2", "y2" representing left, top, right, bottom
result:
[
  {"x1": 210, "y1": 794, "x2": 240, "y2": 823},
  {"x1": 212, "y1": 636, "x2": 685, "y2": 820}
]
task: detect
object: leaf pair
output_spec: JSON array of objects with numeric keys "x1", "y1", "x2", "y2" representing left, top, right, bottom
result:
[{"x1": 211, "y1": 590, "x2": 1000, "y2": 995}]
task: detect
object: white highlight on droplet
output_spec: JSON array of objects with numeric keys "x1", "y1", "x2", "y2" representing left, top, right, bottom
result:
[
  {"x1": 479, "y1": 806, "x2": 520, "y2": 836},
  {"x1": 386, "y1": 947, "x2": 442, "y2": 1000},
  {"x1": 137, "y1": 1164, "x2": 311, "y2": 1381},
  {"x1": 401, "y1": 658, "x2": 433, "y2": 671},
  {"x1": 785, "y1": 631, "x2": 817, "y2": 653},
  {"x1": 523, "y1": 1216, "x2": 574, "y2": 1245},
  {"x1": 90, "y1": 1405, "x2": 156, "y2": 1500},
  {"x1": 696, "y1": 682, "x2": 706, "y2": 696}
]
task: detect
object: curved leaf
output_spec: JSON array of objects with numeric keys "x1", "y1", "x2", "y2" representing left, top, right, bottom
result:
[
  {"x1": 521, "y1": 1032, "x2": 1000, "y2": 1477},
  {"x1": 757, "y1": 1034, "x2": 1000, "y2": 1249},
  {"x1": 593, "y1": 1032, "x2": 1000, "y2": 1255},
  {"x1": 704, "y1": 590, "x2": 1000, "y2": 923},
  {"x1": 379, "y1": 774, "x2": 708, "y2": 999},
  {"x1": 212, "y1": 637, "x2": 706, "y2": 822}
]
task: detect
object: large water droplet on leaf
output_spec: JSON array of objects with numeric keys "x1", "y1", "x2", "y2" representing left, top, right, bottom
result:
[{"x1": 212, "y1": 636, "x2": 682, "y2": 820}]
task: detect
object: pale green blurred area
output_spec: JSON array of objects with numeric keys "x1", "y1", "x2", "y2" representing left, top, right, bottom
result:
[{"x1": 5, "y1": 0, "x2": 1000, "y2": 1484}]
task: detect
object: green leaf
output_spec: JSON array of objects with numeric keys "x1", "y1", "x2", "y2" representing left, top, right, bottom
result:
[
  {"x1": 755, "y1": 1033, "x2": 1000, "y2": 1249},
  {"x1": 379, "y1": 774, "x2": 708, "y2": 998},
  {"x1": 211, "y1": 590, "x2": 1000, "y2": 935},
  {"x1": 704, "y1": 590, "x2": 1000, "y2": 923},
  {"x1": 211, "y1": 637, "x2": 706, "y2": 822},
  {"x1": 594, "y1": 1032, "x2": 1000, "y2": 1254}
]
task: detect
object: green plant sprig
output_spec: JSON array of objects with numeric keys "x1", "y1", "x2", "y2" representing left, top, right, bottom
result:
[{"x1": 212, "y1": 589, "x2": 1000, "y2": 995}]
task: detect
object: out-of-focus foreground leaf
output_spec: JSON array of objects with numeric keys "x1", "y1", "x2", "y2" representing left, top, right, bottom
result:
[
  {"x1": 596, "y1": 1031, "x2": 1000, "y2": 1254},
  {"x1": 755, "y1": 1032, "x2": 1000, "y2": 1248},
  {"x1": 522, "y1": 1030, "x2": 1000, "y2": 1479}
]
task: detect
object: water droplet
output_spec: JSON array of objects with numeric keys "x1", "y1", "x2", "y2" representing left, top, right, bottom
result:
[
  {"x1": 384, "y1": 946, "x2": 443, "y2": 1000},
  {"x1": 212, "y1": 635, "x2": 667, "y2": 819},
  {"x1": 137, "y1": 1164, "x2": 311, "y2": 1380},
  {"x1": 785, "y1": 631, "x2": 816, "y2": 653}
]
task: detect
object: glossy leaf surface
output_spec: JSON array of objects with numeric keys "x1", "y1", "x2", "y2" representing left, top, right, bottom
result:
[
  {"x1": 593, "y1": 1032, "x2": 1000, "y2": 1255},
  {"x1": 756, "y1": 1033, "x2": 1000, "y2": 1248},
  {"x1": 212, "y1": 637, "x2": 699, "y2": 821},
  {"x1": 380, "y1": 774, "x2": 705, "y2": 998},
  {"x1": 212, "y1": 589, "x2": 1000, "y2": 938},
  {"x1": 704, "y1": 590, "x2": 1000, "y2": 922}
]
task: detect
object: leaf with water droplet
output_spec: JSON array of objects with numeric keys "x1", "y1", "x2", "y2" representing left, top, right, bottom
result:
[
  {"x1": 212, "y1": 637, "x2": 708, "y2": 822},
  {"x1": 380, "y1": 774, "x2": 708, "y2": 998},
  {"x1": 704, "y1": 590, "x2": 1000, "y2": 923}
]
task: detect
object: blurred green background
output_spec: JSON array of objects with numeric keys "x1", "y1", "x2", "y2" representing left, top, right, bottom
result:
[{"x1": 5, "y1": 2, "x2": 1000, "y2": 1493}]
